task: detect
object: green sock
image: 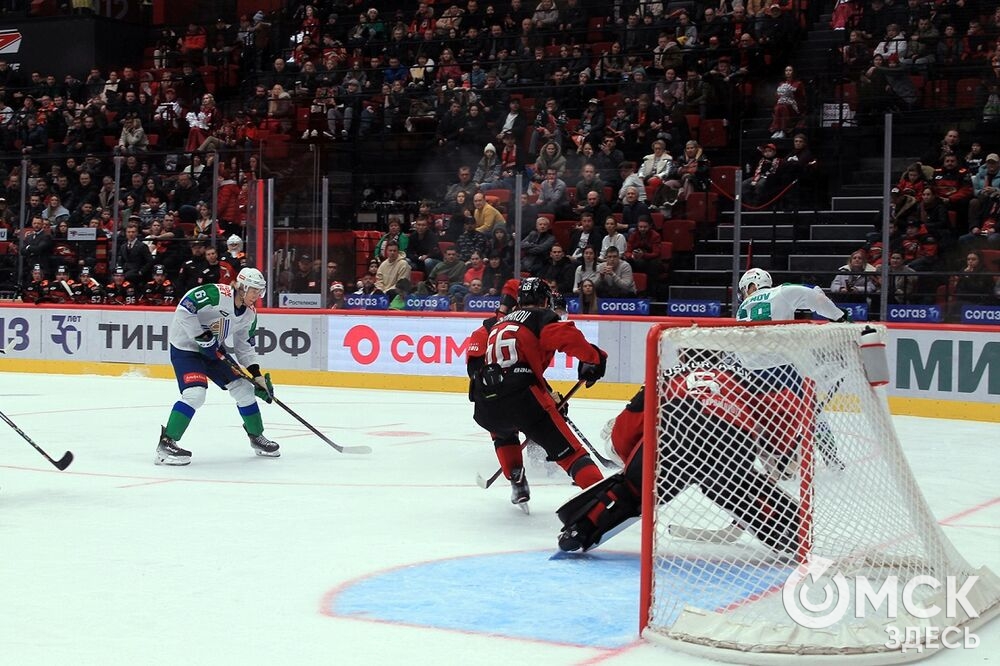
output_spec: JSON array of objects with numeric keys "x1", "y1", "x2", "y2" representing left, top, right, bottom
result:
[
  {"x1": 165, "y1": 404, "x2": 193, "y2": 441},
  {"x1": 241, "y1": 410, "x2": 264, "y2": 437}
]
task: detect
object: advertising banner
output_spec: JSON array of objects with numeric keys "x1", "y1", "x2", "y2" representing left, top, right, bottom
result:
[
  {"x1": 961, "y1": 305, "x2": 1000, "y2": 325},
  {"x1": 597, "y1": 298, "x2": 650, "y2": 315},
  {"x1": 463, "y1": 296, "x2": 501, "y2": 313},
  {"x1": 327, "y1": 315, "x2": 598, "y2": 380},
  {"x1": 344, "y1": 294, "x2": 389, "y2": 310},
  {"x1": 278, "y1": 293, "x2": 322, "y2": 309},
  {"x1": 886, "y1": 304, "x2": 943, "y2": 323},
  {"x1": 0, "y1": 308, "x2": 323, "y2": 369},
  {"x1": 835, "y1": 302, "x2": 870, "y2": 321},
  {"x1": 666, "y1": 300, "x2": 722, "y2": 317},
  {"x1": 1, "y1": 305, "x2": 995, "y2": 413},
  {"x1": 888, "y1": 328, "x2": 998, "y2": 404}
]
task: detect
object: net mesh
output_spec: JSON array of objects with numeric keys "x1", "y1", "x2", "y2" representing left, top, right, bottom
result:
[{"x1": 643, "y1": 323, "x2": 999, "y2": 661}]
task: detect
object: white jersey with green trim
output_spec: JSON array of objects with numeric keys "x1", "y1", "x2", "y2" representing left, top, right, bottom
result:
[
  {"x1": 169, "y1": 282, "x2": 260, "y2": 367},
  {"x1": 736, "y1": 283, "x2": 845, "y2": 322}
]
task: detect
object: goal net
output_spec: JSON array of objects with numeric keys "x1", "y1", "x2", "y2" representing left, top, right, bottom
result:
[{"x1": 640, "y1": 321, "x2": 999, "y2": 663}]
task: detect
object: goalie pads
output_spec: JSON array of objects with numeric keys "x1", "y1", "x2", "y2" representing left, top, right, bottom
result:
[
  {"x1": 660, "y1": 396, "x2": 802, "y2": 554},
  {"x1": 556, "y1": 472, "x2": 641, "y2": 552}
]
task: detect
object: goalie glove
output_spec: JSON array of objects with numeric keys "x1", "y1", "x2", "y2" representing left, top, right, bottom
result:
[
  {"x1": 577, "y1": 344, "x2": 608, "y2": 388},
  {"x1": 195, "y1": 331, "x2": 221, "y2": 360},
  {"x1": 247, "y1": 364, "x2": 274, "y2": 404}
]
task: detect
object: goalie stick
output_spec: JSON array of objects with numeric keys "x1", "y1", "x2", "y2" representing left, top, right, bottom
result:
[
  {"x1": 668, "y1": 521, "x2": 743, "y2": 544},
  {"x1": 221, "y1": 352, "x2": 372, "y2": 455},
  {"x1": 0, "y1": 407, "x2": 73, "y2": 470},
  {"x1": 476, "y1": 380, "x2": 584, "y2": 489}
]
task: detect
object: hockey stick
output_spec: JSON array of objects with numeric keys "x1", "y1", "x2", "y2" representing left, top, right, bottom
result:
[
  {"x1": 476, "y1": 380, "x2": 585, "y2": 489},
  {"x1": 0, "y1": 408, "x2": 74, "y2": 470},
  {"x1": 565, "y1": 414, "x2": 620, "y2": 469},
  {"x1": 668, "y1": 521, "x2": 744, "y2": 544},
  {"x1": 221, "y1": 352, "x2": 372, "y2": 455}
]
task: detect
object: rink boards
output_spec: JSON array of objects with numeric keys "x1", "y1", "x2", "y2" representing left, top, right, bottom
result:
[{"x1": 0, "y1": 304, "x2": 996, "y2": 422}]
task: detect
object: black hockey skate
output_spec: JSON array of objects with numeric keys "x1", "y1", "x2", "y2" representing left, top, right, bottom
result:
[
  {"x1": 155, "y1": 426, "x2": 191, "y2": 466},
  {"x1": 245, "y1": 426, "x2": 280, "y2": 457},
  {"x1": 510, "y1": 467, "x2": 530, "y2": 513}
]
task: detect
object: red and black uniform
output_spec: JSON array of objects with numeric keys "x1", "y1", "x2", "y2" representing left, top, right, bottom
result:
[
  {"x1": 21, "y1": 278, "x2": 48, "y2": 303},
  {"x1": 558, "y1": 365, "x2": 808, "y2": 553},
  {"x1": 140, "y1": 278, "x2": 177, "y2": 306},
  {"x1": 224, "y1": 251, "x2": 250, "y2": 272},
  {"x1": 45, "y1": 278, "x2": 77, "y2": 304},
  {"x1": 469, "y1": 305, "x2": 605, "y2": 489},
  {"x1": 105, "y1": 279, "x2": 139, "y2": 305},
  {"x1": 73, "y1": 277, "x2": 105, "y2": 304},
  {"x1": 932, "y1": 165, "x2": 973, "y2": 208}
]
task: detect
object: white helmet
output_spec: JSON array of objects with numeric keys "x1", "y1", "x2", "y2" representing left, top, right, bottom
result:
[
  {"x1": 227, "y1": 234, "x2": 243, "y2": 247},
  {"x1": 739, "y1": 268, "x2": 772, "y2": 297},
  {"x1": 236, "y1": 267, "x2": 267, "y2": 295}
]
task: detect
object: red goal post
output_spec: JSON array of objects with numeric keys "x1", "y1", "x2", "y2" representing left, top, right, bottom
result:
[{"x1": 638, "y1": 320, "x2": 1000, "y2": 663}]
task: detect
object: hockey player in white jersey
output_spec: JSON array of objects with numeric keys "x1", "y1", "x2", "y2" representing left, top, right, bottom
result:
[
  {"x1": 736, "y1": 268, "x2": 849, "y2": 322},
  {"x1": 156, "y1": 267, "x2": 279, "y2": 465},
  {"x1": 735, "y1": 267, "x2": 848, "y2": 475}
]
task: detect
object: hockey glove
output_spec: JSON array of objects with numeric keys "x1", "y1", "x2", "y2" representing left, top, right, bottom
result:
[
  {"x1": 195, "y1": 331, "x2": 221, "y2": 360},
  {"x1": 577, "y1": 344, "x2": 608, "y2": 388},
  {"x1": 247, "y1": 364, "x2": 274, "y2": 404},
  {"x1": 549, "y1": 389, "x2": 569, "y2": 415},
  {"x1": 835, "y1": 308, "x2": 854, "y2": 323}
]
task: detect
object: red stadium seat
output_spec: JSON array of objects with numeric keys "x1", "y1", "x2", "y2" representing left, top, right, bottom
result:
[
  {"x1": 587, "y1": 16, "x2": 607, "y2": 42},
  {"x1": 552, "y1": 220, "x2": 576, "y2": 250},
  {"x1": 924, "y1": 80, "x2": 950, "y2": 109},
  {"x1": 661, "y1": 219, "x2": 695, "y2": 253},
  {"x1": 699, "y1": 119, "x2": 728, "y2": 149},
  {"x1": 709, "y1": 166, "x2": 739, "y2": 199},
  {"x1": 632, "y1": 272, "x2": 648, "y2": 295},
  {"x1": 954, "y1": 78, "x2": 980, "y2": 109},
  {"x1": 684, "y1": 193, "x2": 718, "y2": 223},
  {"x1": 482, "y1": 188, "x2": 511, "y2": 204},
  {"x1": 686, "y1": 114, "x2": 701, "y2": 141}
]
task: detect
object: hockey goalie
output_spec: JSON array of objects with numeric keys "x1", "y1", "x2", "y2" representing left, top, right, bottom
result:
[{"x1": 557, "y1": 348, "x2": 813, "y2": 555}]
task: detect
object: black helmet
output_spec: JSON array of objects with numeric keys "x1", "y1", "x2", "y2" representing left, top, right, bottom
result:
[{"x1": 517, "y1": 277, "x2": 551, "y2": 306}]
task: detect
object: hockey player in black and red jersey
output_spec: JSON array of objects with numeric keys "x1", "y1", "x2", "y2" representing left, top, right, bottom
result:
[
  {"x1": 73, "y1": 266, "x2": 105, "y2": 304},
  {"x1": 140, "y1": 264, "x2": 177, "y2": 306},
  {"x1": 45, "y1": 265, "x2": 77, "y2": 304},
  {"x1": 21, "y1": 264, "x2": 48, "y2": 303},
  {"x1": 224, "y1": 234, "x2": 251, "y2": 271},
  {"x1": 105, "y1": 267, "x2": 139, "y2": 305},
  {"x1": 556, "y1": 350, "x2": 802, "y2": 554},
  {"x1": 468, "y1": 277, "x2": 608, "y2": 508}
]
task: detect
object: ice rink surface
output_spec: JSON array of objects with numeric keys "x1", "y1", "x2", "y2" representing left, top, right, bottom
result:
[{"x1": 0, "y1": 372, "x2": 997, "y2": 666}]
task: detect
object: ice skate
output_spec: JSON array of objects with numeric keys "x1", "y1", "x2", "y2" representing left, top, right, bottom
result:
[
  {"x1": 558, "y1": 522, "x2": 589, "y2": 552},
  {"x1": 155, "y1": 426, "x2": 191, "y2": 466},
  {"x1": 510, "y1": 467, "x2": 530, "y2": 513},
  {"x1": 245, "y1": 426, "x2": 280, "y2": 457}
]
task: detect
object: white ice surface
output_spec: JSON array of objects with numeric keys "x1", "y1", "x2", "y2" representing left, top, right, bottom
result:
[{"x1": 0, "y1": 373, "x2": 996, "y2": 665}]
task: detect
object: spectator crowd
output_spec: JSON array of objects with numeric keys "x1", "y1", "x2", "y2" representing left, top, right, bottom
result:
[{"x1": 0, "y1": 0, "x2": 997, "y2": 315}]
